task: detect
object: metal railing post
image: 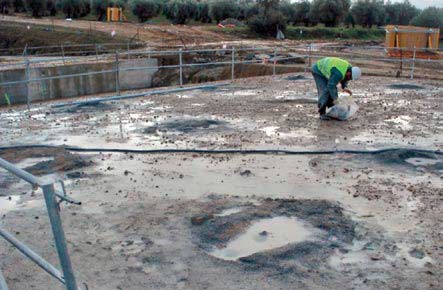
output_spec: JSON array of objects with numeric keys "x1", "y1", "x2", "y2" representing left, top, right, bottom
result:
[
  {"x1": 61, "y1": 45, "x2": 66, "y2": 65},
  {"x1": 308, "y1": 43, "x2": 312, "y2": 68},
  {"x1": 272, "y1": 49, "x2": 277, "y2": 77},
  {"x1": 179, "y1": 49, "x2": 183, "y2": 87},
  {"x1": 127, "y1": 42, "x2": 130, "y2": 60},
  {"x1": 0, "y1": 227, "x2": 65, "y2": 284},
  {"x1": 95, "y1": 44, "x2": 99, "y2": 62},
  {"x1": 410, "y1": 45, "x2": 416, "y2": 80},
  {"x1": 0, "y1": 269, "x2": 9, "y2": 290},
  {"x1": 42, "y1": 184, "x2": 79, "y2": 290},
  {"x1": 231, "y1": 47, "x2": 235, "y2": 81},
  {"x1": 115, "y1": 51, "x2": 120, "y2": 95},
  {"x1": 304, "y1": 44, "x2": 309, "y2": 74},
  {"x1": 25, "y1": 57, "x2": 31, "y2": 111}
]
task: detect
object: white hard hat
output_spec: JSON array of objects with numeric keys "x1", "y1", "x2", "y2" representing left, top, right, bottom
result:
[{"x1": 352, "y1": 67, "x2": 361, "y2": 80}]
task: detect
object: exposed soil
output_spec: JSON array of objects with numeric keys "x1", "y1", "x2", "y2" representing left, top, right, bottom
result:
[{"x1": 0, "y1": 20, "x2": 133, "y2": 55}]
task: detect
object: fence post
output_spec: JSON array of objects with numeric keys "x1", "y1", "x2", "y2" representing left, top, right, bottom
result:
[
  {"x1": 41, "y1": 184, "x2": 78, "y2": 290},
  {"x1": 179, "y1": 49, "x2": 183, "y2": 87},
  {"x1": 127, "y1": 42, "x2": 130, "y2": 60},
  {"x1": 304, "y1": 43, "x2": 309, "y2": 74},
  {"x1": 25, "y1": 57, "x2": 31, "y2": 111},
  {"x1": 115, "y1": 51, "x2": 120, "y2": 95},
  {"x1": 231, "y1": 47, "x2": 235, "y2": 81},
  {"x1": 272, "y1": 49, "x2": 277, "y2": 77},
  {"x1": 61, "y1": 45, "x2": 65, "y2": 65},
  {"x1": 410, "y1": 45, "x2": 416, "y2": 80},
  {"x1": 0, "y1": 269, "x2": 9, "y2": 290},
  {"x1": 95, "y1": 44, "x2": 99, "y2": 62},
  {"x1": 308, "y1": 43, "x2": 312, "y2": 68}
]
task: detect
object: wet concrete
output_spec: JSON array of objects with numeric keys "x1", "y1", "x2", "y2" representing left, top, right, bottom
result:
[{"x1": 0, "y1": 75, "x2": 442, "y2": 290}]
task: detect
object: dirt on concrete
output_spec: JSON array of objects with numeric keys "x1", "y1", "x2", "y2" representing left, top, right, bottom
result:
[{"x1": 0, "y1": 74, "x2": 442, "y2": 290}]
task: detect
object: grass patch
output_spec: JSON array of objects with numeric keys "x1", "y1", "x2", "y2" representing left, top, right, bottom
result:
[{"x1": 0, "y1": 20, "x2": 133, "y2": 55}]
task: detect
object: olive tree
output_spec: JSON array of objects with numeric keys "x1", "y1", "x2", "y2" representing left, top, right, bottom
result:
[
  {"x1": 410, "y1": 7, "x2": 443, "y2": 28},
  {"x1": 131, "y1": 0, "x2": 162, "y2": 22}
]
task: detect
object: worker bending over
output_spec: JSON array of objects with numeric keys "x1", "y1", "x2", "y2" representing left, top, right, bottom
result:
[{"x1": 312, "y1": 57, "x2": 361, "y2": 120}]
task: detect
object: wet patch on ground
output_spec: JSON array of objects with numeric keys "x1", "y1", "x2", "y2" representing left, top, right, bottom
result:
[
  {"x1": 192, "y1": 198, "x2": 356, "y2": 269},
  {"x1": 388, "y1": 84, "x2": 425, "y2": 90},
  {"x1": 285, "y1": 75, "x2": 307, "y2": 81},
  {"x1": 371, "y1": 149, "x2": 443, "y2": 174},
  {"x1": 143, "y1": 118, "x2": 228, "y2": 134},
  {"x1": 0, "y1": 147, "x2": 93, "y2": 177},
  {"x1": 57, "y1": 102, "x2": 115, "y2": 114}
]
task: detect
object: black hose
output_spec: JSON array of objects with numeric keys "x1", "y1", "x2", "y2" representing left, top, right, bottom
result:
[{"x1": 0, "y1": 144, "x2": 441, "y2": 156}]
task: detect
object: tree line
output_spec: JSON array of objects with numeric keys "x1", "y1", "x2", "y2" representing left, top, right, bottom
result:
[{"x1": 0, "y1": 0, "x2": 442, "y2": 35}]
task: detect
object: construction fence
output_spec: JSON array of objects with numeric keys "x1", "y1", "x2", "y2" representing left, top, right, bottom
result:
[{"x1": 0, "y1": 43, "x2": 442, "y2": 107}]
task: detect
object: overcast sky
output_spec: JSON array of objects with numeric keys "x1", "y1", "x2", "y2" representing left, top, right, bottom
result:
[
  {"x1": 290, "y1": 0, "x2": 443, "y2": 10},
  {"x1": 389, "y1": 0, "x2": 443, "y2": 9}
]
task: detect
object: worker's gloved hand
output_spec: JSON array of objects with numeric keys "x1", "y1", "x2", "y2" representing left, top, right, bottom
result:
[{"x1": 343, "y1": 89, "x2": 353, "y2": 96}]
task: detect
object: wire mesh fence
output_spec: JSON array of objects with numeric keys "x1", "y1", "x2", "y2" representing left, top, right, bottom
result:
[{"x1": 0, "y1": 43, "x2": 441, "y2": 108}]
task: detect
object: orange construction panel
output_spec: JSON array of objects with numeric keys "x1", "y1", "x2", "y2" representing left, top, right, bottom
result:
[{"x1": 385, "y1": 25, "x2": 440, "y2": 60}]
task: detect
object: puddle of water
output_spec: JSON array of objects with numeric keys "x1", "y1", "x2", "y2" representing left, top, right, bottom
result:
[
  {"x1": 278, "y1": 128, "x2": 317, "y2": 140},
  {"x1": 396, "y1": 243, "x2": 433, "y2": 268},
  {"x1": 0, "y1": 195, "x2": 20, "y2": 214},
  {"x1": 232, "y1": 90, "x2": 257, "y2": 96},
  {"x1": 405, "y1": 158, "x2": 439, "y2": 166},
  {"x1": 210, "y1": 216, "x2": 317, "y2": 261},
  {"x1": 388, "y1": 84, "x2": 424, "y2": 90},
  {"x1": 261, "y1": 126, "x2": 279, "y2": 136},
  {"x1": 176, "y1": 94, "x2": 193, "y2": 99},
  {"x1": 385, "y1": 116, "x2": 413, "y2": 130},
  {"x1": 215, "y1": 207, "x2": 244, "y2": 217}
]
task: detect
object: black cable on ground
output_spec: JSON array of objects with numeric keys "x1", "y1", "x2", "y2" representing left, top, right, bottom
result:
[{"x1": 0, "y1": 144, "x2": 442, "y2": 156}]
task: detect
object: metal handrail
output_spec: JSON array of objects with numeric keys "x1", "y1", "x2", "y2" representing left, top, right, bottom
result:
[{"x1": 0, "y1": 157, "x2": 82, "y2": 290}]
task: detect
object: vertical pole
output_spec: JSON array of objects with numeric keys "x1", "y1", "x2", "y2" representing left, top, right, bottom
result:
[
  {"x1": 308, "y1": 43, "x2": 312, "y2": 68},
  {"x1": 272, "y1": 49, "x2": 277, "y2": 77},
  {"x1": 115, "y1": 51, "x2": 120, "y2": 95},
  {"x1": 61, "y1": 45, "x2": 65, "y2": 65},
  {"x1": 304, "y1": 43, "x2": 309, "y2": 74},
  {"x1": 410, "y1": 45, "x2": 416, "y2": 80},
  {"x1": 179, "y1": 49, "x2": 183, "y2": 87},
  {"x1": 350, "y1": 44, "x2": 354, "y2": 62},
  {"x1": 231, "y1": 47, "x2": 235, "y2": 81},
  {"x1": 25, "y1": 57, "x2": 31, "y2": 111},
  {"x1": 42, "y1": 184, "x2": 78, "y2": 290},
  {"x1": 0, "y1": 269, "x2": 9, "y2": 290},
  {"x1": 95, "y1": 44, "x2": 99, "y2": 62},
  {"x1": 127, "y1": 42, "x2": 130, "y2": 60}
]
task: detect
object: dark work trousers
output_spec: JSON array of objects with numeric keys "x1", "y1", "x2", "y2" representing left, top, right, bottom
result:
[{"x1": 311, "y1": 65, "x2": 334, "y2": 115}]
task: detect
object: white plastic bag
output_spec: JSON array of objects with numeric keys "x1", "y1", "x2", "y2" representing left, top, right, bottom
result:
[{"x1": 325, "y1": 95, "x2": 359, "y2": 121}]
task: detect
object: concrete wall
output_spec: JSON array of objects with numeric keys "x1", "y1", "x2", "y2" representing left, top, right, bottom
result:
[{"x1": 0, "y1": 58, "x2": 158, "y2": 106}]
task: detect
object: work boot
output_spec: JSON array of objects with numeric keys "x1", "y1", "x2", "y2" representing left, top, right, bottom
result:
[{"x1": 319, "y1": 115, "x2": 331, "y2": 121}]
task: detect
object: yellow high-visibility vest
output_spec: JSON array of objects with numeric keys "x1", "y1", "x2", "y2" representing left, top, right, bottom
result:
[{"x1": 317, "y1": 57, "x2": 351, "y2": 80}]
